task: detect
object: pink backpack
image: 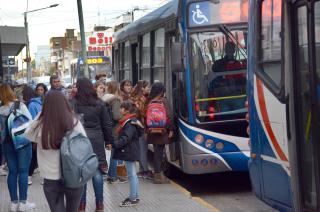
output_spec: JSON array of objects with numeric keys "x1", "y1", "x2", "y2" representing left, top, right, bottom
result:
[{"x1": 146, "y1": 100, "x2": 167, "y2": 134}]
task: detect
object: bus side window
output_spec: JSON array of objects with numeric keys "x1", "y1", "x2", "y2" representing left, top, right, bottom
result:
[{"x1": 258, "y1": 0, "x2": 282, "y2": 91}]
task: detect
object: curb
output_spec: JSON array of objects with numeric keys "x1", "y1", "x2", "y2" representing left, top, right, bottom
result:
[{"x1": 170, "y1": 180, "x2": 220, "y2": 212}]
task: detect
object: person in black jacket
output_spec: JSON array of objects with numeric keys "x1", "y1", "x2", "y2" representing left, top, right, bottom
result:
[
  {"x1": 72, "y1": 78, "x2": 114, "y2": 212},
  {"x1": 113, "y1": 100, "x2": 143, "y2": 207}
]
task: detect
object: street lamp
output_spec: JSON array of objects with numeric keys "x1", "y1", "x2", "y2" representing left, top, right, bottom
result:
[{"x1": 24, "y1": 4, "x2": 59, "y2": 84}]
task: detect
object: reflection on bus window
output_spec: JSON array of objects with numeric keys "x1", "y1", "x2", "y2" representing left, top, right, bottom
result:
[
  {"x1": 260, "y1": 0, "x2": 282, "y2": 88},
  {"x1": 191, "y1": 30, "x2": 247, "y2": 122}
]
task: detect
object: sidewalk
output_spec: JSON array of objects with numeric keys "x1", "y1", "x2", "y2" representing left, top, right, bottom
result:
[{"x1": 0, "y1": 173, "x2": 215, "y2": 212}]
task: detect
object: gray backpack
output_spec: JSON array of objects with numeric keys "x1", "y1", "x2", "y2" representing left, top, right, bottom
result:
[{"x1": 60, "y1": 129, "x2": 98, "y2": 188}]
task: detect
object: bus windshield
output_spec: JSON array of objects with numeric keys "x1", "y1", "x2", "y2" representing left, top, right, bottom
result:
[{"x1": 190, "y1": 28, "x2": 247, "y2": 122}]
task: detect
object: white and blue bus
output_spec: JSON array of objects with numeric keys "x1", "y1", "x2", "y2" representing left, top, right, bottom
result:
[
  {"x1": 70, "y1": 56, "x2": 111, "y2": 81},
  {"x1": 113, "y1": 0, "x2": 249, "y2": 175},
  {"x1": 248, "y1": 0, "x2": 320, "y2": 211}
]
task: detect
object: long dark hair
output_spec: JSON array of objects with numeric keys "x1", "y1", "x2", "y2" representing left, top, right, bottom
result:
[
  {"x1": 75, "y1": 78, "x2": 98, "y2": 106},
  {"x1": 131, "y1": 80, "x2": 149, "y2": 97},
  {"x1": 22, "y1": 85, "x2": 35, "y2": 106},
  {"x1": 38, "y1": 91, "x2": 76, "y2": 150},
  {"x1": 35, "y1": 83, "x2": 48, "y2": 96},
  {"x1": 148, "y1": 82, "x2": 166, "y2": 102}
]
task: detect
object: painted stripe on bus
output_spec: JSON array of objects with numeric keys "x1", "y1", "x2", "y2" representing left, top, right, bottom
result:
[{"x1": 256, "y1": 78, "x2": 288, "y2": 162}]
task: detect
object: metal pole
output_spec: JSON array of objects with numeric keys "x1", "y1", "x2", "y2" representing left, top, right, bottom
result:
[
  {"x1": 0, "y1": 35, "x2": 3, "y2": 82},
  {"x1": 77, "y1": 0, "x2": 89, "y2": 78},
  {"x1": 24, "y1": 13, "x2": 31, "y2": 84},
  {"x1": 7, "y1": 57, "x2": 10, "y2": 82}
]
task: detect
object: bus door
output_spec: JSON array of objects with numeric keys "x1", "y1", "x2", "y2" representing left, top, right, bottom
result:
[
  {"x1": 131, "y1": 43, "x2": 139, "y2": 84},
  {"x1": 292, "y1": 1, "x2": 320, "y2": 211},
  {"x1": 167, "y1": 34, "x2": 183, "y2": 163}
]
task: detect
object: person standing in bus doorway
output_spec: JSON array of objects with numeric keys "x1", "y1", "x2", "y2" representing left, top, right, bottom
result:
[
  {"x1": 131, "y1": 80, "x2": 154, "y2": 180},
  {"x1": 24, "y1": 91, "x2": 86, "y2": 212},
  {"x1": 145, "y1": 82, "x2": 174, "y2": 184},
  {"x1": 49, "y1": 75, "x2": 67, "y2": 96},
  {"x1": 120, "y1": 79, "x2": 133, "y2": 101},
  {"x1": 71, "y1": 78, "x2": 114, "y2": 212}
]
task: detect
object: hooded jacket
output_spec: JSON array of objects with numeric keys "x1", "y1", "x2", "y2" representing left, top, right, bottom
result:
[
  {"x1": 113, "y1": 118, "x2": 143, "y2": 162},
  {"x1": 28, "y1": 97, "x2": 43, "y2": 119},
  {"x1": 70, "y1": 98, "x2": 114, "y2": 165},
  {"x1": 100, "y1": 93, "x2": 122, "y2": 122}
]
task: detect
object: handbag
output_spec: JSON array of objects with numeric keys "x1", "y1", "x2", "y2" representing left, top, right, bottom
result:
[{"x1": 116, "y1": 162, "x2": 127, "y2": 177}]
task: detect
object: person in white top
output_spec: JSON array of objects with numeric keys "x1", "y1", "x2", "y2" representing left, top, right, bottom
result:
[
  {"x1": 24, "y1": 91, "x2": 87, "y2": 212},
  {"x1": 0, "y1": 83, "x2": 35, "y2": 212}
]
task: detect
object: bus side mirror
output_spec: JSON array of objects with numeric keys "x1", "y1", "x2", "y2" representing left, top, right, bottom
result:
[{"x1": 171, "y1": 42, "x2": 185, "y2": 73}]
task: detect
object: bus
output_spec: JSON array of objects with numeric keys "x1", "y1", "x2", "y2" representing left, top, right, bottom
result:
[
  {"x1": 70, "y1": 56, "x2": 112, "y2": 81},
  {"x1": 248, "y1": 0, "x2": 320, "y2": 211},
  {"x1": 113, "y1": 0, "x2": 249, "y2": 175}
]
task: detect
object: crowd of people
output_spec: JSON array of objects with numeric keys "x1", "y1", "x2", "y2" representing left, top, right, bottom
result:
[{"x1": 0, "y1": 74, "x2": 174, "y2": 212}]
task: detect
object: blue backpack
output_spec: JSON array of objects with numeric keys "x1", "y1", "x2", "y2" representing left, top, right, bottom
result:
[{"x1": 7, "y1": 101, "x2": 31, "y2": 149}]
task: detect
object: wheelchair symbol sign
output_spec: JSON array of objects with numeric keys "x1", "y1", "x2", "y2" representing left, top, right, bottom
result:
[{"x1": 189, "y1": 2, "x2": 210, "y2": 26}]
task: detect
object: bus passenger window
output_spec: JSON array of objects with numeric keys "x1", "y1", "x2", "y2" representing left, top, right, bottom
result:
[
  {"x1": 260, "y1": 0, "x2": 282, "y2": 89},
  {"x1": 140, "y1": 33, "x2": 151, "y2": 82}
]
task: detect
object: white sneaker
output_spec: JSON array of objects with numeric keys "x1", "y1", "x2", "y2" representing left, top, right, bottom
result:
[
  {"x1": 18, "y1": 202, "x2": 36, "y2": 211},
  {"x1": 28, "y1": 176, "x2": 32, "y2": 185},
  {"x1": 9, "y1": 202, "x2": 19, "y2": 212},
  {"x1": 0, "y1": 167, "x2": 7, "y2": 176}
]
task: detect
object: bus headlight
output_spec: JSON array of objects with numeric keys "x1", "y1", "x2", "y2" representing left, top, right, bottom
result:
[
  {"x1": 195, "y1": 134, "x2": 204, "y2": 144},
  {"x1": 215, "y1": 142, "x2": 224, "y2": 150},
  {"x1": 205, "y1": 139, "x2": 214, "y2": 148}
]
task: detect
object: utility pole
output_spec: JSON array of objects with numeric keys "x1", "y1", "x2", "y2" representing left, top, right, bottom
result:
[
  {"x1": 24, "y1": 13, "x2": 31, "y2": 83},
  {"x1": 0, "y1": 35, "x2": 3, "y2": 82},
  {"x1": 77, "y1": 0, "x2": 89, "y2": 78}
]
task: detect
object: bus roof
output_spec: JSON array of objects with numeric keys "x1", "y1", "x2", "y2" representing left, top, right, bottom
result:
[{"x1": 113, "y1": 0, "x2": 179, "y2": 43}]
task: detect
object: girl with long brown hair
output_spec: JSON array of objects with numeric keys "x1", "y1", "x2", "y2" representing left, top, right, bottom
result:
[
  {"x1": 0, "y1": 83, "x2": 35, "y2": 211},
  {"x1": 24, "y1": 91, "x2": 87, "y2": 212},
  {"x1": 131, "y1": 80, "x2": 153, "y2": 179}
]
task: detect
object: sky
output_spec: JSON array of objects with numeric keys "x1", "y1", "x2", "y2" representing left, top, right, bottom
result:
[{"x1": 0, "y1": 0, "x2": 169, "y2": 55}]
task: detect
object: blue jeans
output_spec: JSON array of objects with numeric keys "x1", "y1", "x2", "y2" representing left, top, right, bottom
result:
[
  {"x1": 138, "y1": 136, "x2": 148, "y2": 172},
  {"x1": 125, "y1": 161, "x2": 139, "y2": 200},
  {"x1": 80, "y1": 169, "x2": 103, "y2": 203},
  {"x1": 108, "y1": 149, "x2": 123, "y2": 180},
  {"x1": 4, "y1": 142, "x2": 32, "y2": 202}
]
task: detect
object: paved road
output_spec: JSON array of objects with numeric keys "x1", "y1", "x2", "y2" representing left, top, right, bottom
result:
[{"x1": 169, "y1": 169, "x2": 278, "y2": 212}]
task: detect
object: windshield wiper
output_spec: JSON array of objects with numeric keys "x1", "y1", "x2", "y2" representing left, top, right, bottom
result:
[{"x1": 219, "y1": 24, "x2": 247, "y2": 60}]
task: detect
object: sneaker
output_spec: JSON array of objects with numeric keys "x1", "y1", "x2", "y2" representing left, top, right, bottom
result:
[
  {"x1": 137, "y1": 171, "x2": 144, "y2": 178},
  {"x1": 28, "y1": 177, "x2": 32, "y2": 185},
  {"x1": 18, "y1": 202, "x2": 36, "y2": 211},
  {"x1": 10, "y1": 202, "x2": 19, "y2": 212},
  {"x1": 119, "y1": 198, "x2": 139, "y2": 207},
  {"x1": 143, "y1": 171, "x2": 154, "y2": 180},
  {"x1": 0, "y1": 168, "x2": 7, "y2": 176},
  {"x1": 108, "y1": 177, "x2": 128, "y2": 184}
]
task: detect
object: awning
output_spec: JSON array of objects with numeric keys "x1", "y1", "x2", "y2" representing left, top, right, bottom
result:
[{"x1": 0, "y1": 26, "x2": 27, "y2": 56}]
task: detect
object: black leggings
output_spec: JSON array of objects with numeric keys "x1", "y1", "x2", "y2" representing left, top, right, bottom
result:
[
  {"x1": 153, "y1": 144, "x2": 165, "y2": 173},
  {"x1": 43, "y1": 179, "x2": 83, "y2": 212},
  {"x1": 28, "y1": 149, "x2": 38, "y2": 176}
]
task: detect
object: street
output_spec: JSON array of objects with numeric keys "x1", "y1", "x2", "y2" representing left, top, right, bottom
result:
[{"x1": 169, "y1": 168, "x2": 277, "y2": 212}]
